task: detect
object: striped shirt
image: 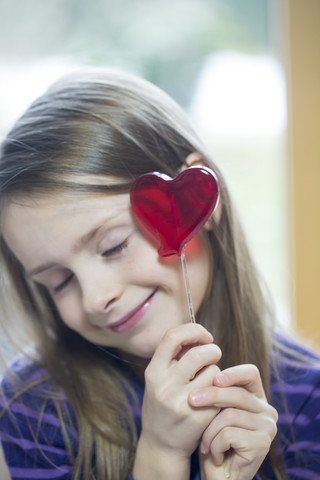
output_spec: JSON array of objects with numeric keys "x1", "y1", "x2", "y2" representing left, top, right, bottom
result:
[{"x1": 0, "y1": 337, "x2": 319, "y2": 479}]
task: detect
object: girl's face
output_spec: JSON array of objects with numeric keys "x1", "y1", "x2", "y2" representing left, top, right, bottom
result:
[{"x1": 3, "y1": 185, "x2": 211, "y2": 359}]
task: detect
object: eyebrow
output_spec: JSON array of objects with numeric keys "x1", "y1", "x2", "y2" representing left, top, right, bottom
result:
[
  {"x1": 27, "y1": 261, "x2": 59, "y2": 277},
  {"x1": 74, "y1": 223, "x2": 105, "y2": 251},
  {"x1": 27, "y1": 222, "x2": 107, "y2": 277}
]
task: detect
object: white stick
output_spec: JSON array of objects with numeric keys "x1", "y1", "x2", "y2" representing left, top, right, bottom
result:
[{"x1": 180, "y1": 246, "x2": 196, "y2": 323}]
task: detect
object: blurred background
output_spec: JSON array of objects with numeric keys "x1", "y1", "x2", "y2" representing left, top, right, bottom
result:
[{"x1": 0, "y1": 0, "x2": 319, "y2": 359}]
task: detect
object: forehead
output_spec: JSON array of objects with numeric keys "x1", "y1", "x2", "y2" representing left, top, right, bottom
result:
[
  {"x1": 2, "y1": 191, "x2": 131, "y2": 251},
  {"x1": 1, "y1": 173, "x2": 132, "y2": 218}
]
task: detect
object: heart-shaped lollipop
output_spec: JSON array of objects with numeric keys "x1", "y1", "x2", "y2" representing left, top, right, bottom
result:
[{"x1": 130, "y1": 166, "x2": 219, "y2": 257}]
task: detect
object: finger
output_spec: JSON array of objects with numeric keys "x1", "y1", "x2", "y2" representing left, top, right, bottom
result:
[
  {"x1": 151, "y1": 323, "x2": 214, "y2": 368},
  {"x1": 214, "y1": 364, "x2": 266, "y2": 399},
  {"x1": 200, "y1": 407, "x2": 278, "y2": 454},
  {"x1": 199, "y1": 452, "x2": 230, "y2": 480},
  {"x1": 176, "y1": 343, "x2": 222, "y2": 382},
  {"x1": 189, "y1": 362, "x2": 221, "y2": 391},
  {"x1": 189, "y1": 385, "x2": 264, "y2": 413},
  {"x1": 190, "y1": 362, "x2": 221, "y2": 386},
  {"x1": 209, "y1": 427, "x2": 272, "y2": 471}
]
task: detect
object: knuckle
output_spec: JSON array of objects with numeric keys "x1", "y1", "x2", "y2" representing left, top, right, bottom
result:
[
  {"x1": 263, "y1": 403, "x2": 279, "y2": 424},
  {"x1": 144, "y1": 364, "x2": 156, "y2": 384},
  {"x1": 260, "y1": 432, "x2": 273, "y2": 451},
  {"x1": 144, "y1": 365, "x2": 151, "y2": 381},
  {"x1": 269, "y1": 405, "x2": 279, "y2": 422},
  {"x1": 221, "y1": 426, "x2": 234, "y2": 445},
  {"x1": 221, "y1": 408, "x2": 236, "y2": 424},
  {"x1": 271, "y1": 423, "x2": 278, "y2": 440},
  {"x1": 265, "y1": 415, "x2": 278, "y2": 436},
  {"x1": 248, "y1": 363, "x2": 261, "y2": 380},
  {"x1": 258, "y1": 414, "x2": 278, "y2": 443},
  {"x1": 164, "y1": 327, "x2": 180, "y2": 344},
  {"x1": 269, "y1": 417, "x2": 278, "y2": 440}
]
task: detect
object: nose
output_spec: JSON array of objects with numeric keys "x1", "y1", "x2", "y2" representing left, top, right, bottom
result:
[{"x1": 81, "y1": 276, "x2": 124, "y2": 322}]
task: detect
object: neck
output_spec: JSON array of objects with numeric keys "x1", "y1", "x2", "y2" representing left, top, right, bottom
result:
[{"x1": 117, "y1": 351, "x2": 149, "y2": 382}]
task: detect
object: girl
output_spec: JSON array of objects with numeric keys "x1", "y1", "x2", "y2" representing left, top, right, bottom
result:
[{"x1": 0, "y1": 68, "x2": 319, "y2": 480}]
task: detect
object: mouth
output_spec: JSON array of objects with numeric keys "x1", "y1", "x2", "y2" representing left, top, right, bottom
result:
[{"x1": 108, "y1": 289, "x2": 158, "y2": 334}]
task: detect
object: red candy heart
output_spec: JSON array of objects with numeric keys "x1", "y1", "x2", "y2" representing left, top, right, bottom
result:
[{"x1": 130, "y1": 166, "x2": 219, "y2": 257}]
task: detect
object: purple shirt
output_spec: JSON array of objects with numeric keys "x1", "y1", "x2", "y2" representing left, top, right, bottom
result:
[{"x1": 1, "y1": 337, "x2": 320, "y2": 479}]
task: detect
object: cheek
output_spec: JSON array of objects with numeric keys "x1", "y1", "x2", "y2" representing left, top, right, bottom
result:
[
  {"x1": 54, "y1": 295, "x2": 84, "y2": 331},
  {"x1": 127, "y1": 233, "x2": 179, "y2": 279},
  {"x1": 185, "y1": 235, "x2": 212, "y2": 311},
  {"x1": 130, "y1": 230, "x2": 211, "y2": 296}
]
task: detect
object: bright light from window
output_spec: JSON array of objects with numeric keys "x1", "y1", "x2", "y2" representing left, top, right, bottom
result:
[
  {"x1": 0, "y1": 58, "x2": 79, "y2": 137},
  {"x1": 191, "y1": 51, "x2": 287, "y2": 139}
]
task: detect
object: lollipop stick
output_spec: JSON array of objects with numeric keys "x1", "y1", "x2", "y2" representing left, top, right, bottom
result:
[{"x1": 180, "y1": 245, "x2": 196, "y2": 323}]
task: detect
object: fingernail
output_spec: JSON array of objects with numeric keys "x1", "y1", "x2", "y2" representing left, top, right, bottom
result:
[
  {"x1": 215, "y1": 373, "x2": 227, "y2": 386},
  {"x1": 190, "y1": 391, "x2": 203, "y2": 405},
  {"x1": 200, "y1": 442, "x2": 208, "y2": 454}
]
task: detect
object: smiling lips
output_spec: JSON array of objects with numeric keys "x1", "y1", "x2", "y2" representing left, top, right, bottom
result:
[{"x1": 108, "y1": 289, "x2": 157, "y2": 334}]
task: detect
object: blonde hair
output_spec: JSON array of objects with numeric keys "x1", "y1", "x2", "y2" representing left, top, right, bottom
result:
[{"x1": 0, "y1": 68, "x2": 285, "y2": 479}]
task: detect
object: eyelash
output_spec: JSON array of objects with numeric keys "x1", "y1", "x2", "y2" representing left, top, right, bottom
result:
[
  {"x1": 102, "y1": 239, "x2": 128, "y2": 258},
  {"x1": 53, "y1": 240, "x2": 129, "y2": 294},
  {"x1": 53, "y1": 274, "x2": 74, "y2": 294}
]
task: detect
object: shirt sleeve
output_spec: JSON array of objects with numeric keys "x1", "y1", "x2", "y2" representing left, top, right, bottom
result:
[
  {"x1": 0, "y1": 365, "x2": 76, "y2": 480},
  {"x1": 272, "y1": 364, "x2": 320, "y2": 479}
]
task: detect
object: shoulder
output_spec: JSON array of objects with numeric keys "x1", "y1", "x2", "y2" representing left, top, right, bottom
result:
[
  {"x1": 0, "y1": 353, "x2": 74, "y2": 425},
  {"x1": 270, "y1": 335, "x2": 320, "y2": 417},
  {"x1": 270, "y1": 335, "x2": 320, "y2": 401},
  {"x1": 0, "y1": 354, "x2": 62, "y2": 412},
  {"x1": 269, "y1": 335, "x2": 320, "y2": 476},
  {"x1": 0, "y1": 355, "x2": 76, "y2": 478},
  {"x1": 1, "y1": 354, "x2": 48, "y2": 392}
]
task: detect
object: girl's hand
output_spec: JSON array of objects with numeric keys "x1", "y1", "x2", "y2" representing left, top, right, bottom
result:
[
  {"x1": 189, "y1": 364, "x2": 278, "y2": 480},
  {"x1": 139, "y1": 323, "x2": 222, "y2": 456}
]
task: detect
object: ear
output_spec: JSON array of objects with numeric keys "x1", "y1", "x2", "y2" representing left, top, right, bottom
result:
[
  {"x1": 182, "y1": 152, "x2": 222, "y2": 227},
  {"x1": 184, "y1": 151, "x2": 204, "y2": 167}
]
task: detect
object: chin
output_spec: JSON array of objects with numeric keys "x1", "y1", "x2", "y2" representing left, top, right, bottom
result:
[
  {"x1": 129, "y1": 337, "x2": 160, "y2": 359},
  {"x1": 132, "y1": 345, "x2": 157, "y2": 359}
]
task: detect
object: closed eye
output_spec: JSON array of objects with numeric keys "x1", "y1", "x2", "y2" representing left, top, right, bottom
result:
[
  {"x1": 52, "y1": 240, "x2": 129, "y2": 293},
  {"x1": 102, "y1": 239, "x2": 128, "y2": 258},
  {"x1": 53, "y1": 273, "x2": 74, "y2": 293}
]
